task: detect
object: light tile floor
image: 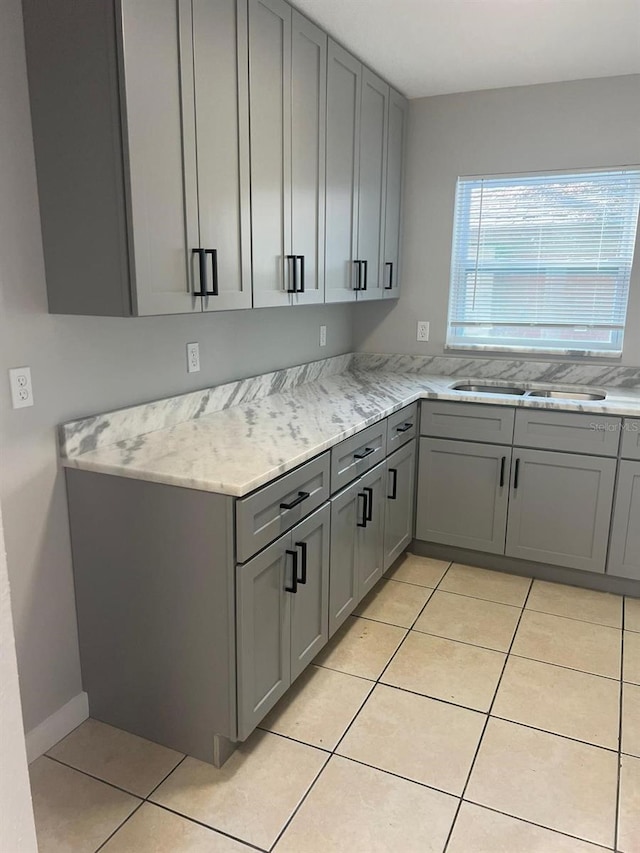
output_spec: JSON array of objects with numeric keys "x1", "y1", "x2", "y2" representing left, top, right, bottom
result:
[{"x1": 30, "y1": 555, "x2": 640, "y2": 852}]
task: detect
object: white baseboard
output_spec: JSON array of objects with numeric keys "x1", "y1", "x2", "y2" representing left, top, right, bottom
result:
[{"x1": 26, "y1": 692, "x2": 89, "y2": 763}]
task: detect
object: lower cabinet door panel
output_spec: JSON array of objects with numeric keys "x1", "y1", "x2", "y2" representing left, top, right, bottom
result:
[
  {"x1": 290, "y1": 503, "x2": 330, "y2": 681},
  {"x1": 384, "y1": 440, "x2": 416, "y2": 570},
  {"x1": 607, "y1": 460, "x2": 640, "y2": 579},
  {"x1": 505, "y1": 448, "x2": 616, "y2": 573},
  {"x1": 236, "y1": 537, "x2": 291, "y2": 739},
  {"x1": 416, "y1": 438, "x2": 511, "y2": 555},
  {"x1": 329, "y1": 481, "x2": 360, "y2": 636},
  {"x1": 357, "y1": 461, "x2": 386, "y2": 598}
]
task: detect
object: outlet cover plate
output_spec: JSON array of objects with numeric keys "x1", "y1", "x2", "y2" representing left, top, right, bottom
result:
[
  {"x1": 319, "y1": 325, "x2": 327, "y2": 347},
  {"x1": 187, "y1": 342, "x2": 200, "y2": 373},
  {"x1": 417, "y1": 321, "x2": 430, "y2": 342},
  {"x1": 9, "y1": 366, "x2": 34, "y2": 409}
]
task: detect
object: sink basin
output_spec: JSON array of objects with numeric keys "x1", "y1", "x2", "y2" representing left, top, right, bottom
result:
[
  {"x1": 451, "y1": 383, "x2": 526, "y2": 396},
  {"x1": 527, "y1": 389, "x2": 607, "y2": 402}
]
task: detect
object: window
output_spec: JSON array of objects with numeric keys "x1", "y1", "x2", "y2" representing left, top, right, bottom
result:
[{"x1": 446, "y1": 168, "x2": 640, "y2": 356}]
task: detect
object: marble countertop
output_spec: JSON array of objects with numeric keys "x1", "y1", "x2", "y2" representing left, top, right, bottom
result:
[{"x1": 61, "y1": 369, "x2": 640, "y2": 497}]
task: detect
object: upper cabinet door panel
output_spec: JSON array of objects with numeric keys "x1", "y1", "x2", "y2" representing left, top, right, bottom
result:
[
  {"x1": 119, "y1": 0, "x2": 200, "y2": 315},
  {"x1": 249, "y1": 0, "x2": 292, "y2": 308},
  {"x1": 193, "y1": 0, "x2": 252, "y2": 311},
  {"x1": 290, "y1": 12, "x2": 327, "y2": 306},
  {"x1": 325, "y1": 41, "x2": 361, "y2": 304},
  {"x1": 356, "y1": 68, "x2": 388, "y2": 301},
  {"x1": 383, "y1": 89, "x2": 408, "y2": 299}
]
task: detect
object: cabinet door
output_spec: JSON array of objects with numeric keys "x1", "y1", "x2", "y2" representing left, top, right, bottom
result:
[
  {"x1": 355, "y1": 68, "x2": 389, "y2": 301},
  {"x1": 358, "y1": 462, "x2": 386, "y2": 597},
  {"x1": 506, "y1": 449, "x2": 616, "y2": 573},
  {"x1": 290, "y1": 12, "x2": 327, "y2": 306},
  {"x1": 119, "y1": 0, "x2": 200, "y2": 315},
  {"x1": 416, "y1": 438, "x2": 511, "y2": 555},
  {"x1": 290, "y1": 504, "x2": 330, "y2": 681},
  {"x1": 329, "y1": 480, "x2": 361, "y2": 636},
  {"x1": 608, "y1": 461, "x2": 640, "y2": 579},
  {"x1": 324, "y1": 41, "x2": 360, "y2": 303},
  {"x1": 382, "y1": 89, "x2": 408, "y2": 299},
  {"x1": 384, "y1": 440, "x2": 416, "y2": 570},
  {"x1": 248, "y1": 0, "x2": 292, "y2": 308},
  {"x1": 192, "y1": 0, "x2": 251, "y2": 311},
  {"x1": 236, "y1": 537, "x2": 291, "y2": 739}
]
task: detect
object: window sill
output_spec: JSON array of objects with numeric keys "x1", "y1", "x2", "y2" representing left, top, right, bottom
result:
[{"x1": 444, "y1": 343, "x2": 623, "y2": 360}]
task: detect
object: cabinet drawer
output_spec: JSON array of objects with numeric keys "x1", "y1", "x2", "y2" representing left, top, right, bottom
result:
[
  {"x1": 420, "y1": 401, "x2": 514, "y2": 445},
  {"x1": 331, "y1": 420, "x2": 387, "y2": 493},
  {"x1": 621, "y1": 419, "x2": 640, "y2": 460},
  {"x1": 387, "y1": 403, "x2": 418, "y2": 453},
  {"x1": 514, "y1": 410, "x2": 621, "y2": 456},
  {"x1": 236, "y1": 453, "x2": 330, "y2": 563}
]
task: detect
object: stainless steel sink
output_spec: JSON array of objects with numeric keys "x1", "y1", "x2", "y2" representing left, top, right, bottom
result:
[
  {"x1": 527, "y1": 389, "x2": 607, "y2": 401},
  {"x1": 451, "y1": 383, "x2": 526, "y2": 395}
]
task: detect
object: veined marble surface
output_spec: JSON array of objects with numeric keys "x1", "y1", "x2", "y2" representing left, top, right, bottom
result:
[{"x1": 61, "y1": 366, "x2": 640, "y2": 497}]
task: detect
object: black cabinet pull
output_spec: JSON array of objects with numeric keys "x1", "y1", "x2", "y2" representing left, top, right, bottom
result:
[
  {"x1": 396, "y1": 422, "x2": 413, "y2": 433},
  {"x1": 296, "y1": 255, "x2": 305, "y2": 293},
  {"x1": 354, "y1": 447, "x2": 375, "y2": 460},
  {"x1": 285, "y1": 254, "x2": 297, "y2": 293},
  {"x1": 284, "y1": 549, "x2": 298, "y2": 593},
  {"x1": 205, "y1": 248, "x2": 218, "y2": 296},
  {"x1": 514, "y1": 458, "x2": 520, "y2": 490},
  {"x1": 363, "y1": 486, "x2": 373, "y2": 521},
  {"x1": 362, "y1": 259, "x2": 368, "y2": 291},
  {"x1": 280, "y1": 490, "x2": 310, "y2": 511},
  {"x1": 192, "y1": 248, "x2": 207, "y2": 297},
  {"x1": 357, "y1": 492, "x2": 368, "y2": 527},
  {"x1": 384, "y1": 261, "x2": 393, "y2": 290},
  {"x1": 500, "y1": 456, "x2": 506, "y2": 488},
  {"x1": 353, "y1": 260, "x2": 362, "y2": 291},
  {"x1": 295, "y1": 540, "x2": 307, "y2": 584},
  {"x1": 388, "y1": 468, "x2": 398, "y2": 500}
]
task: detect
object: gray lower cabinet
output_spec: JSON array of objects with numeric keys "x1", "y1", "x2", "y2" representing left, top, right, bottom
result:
[
  {"x1": 236, "y1": 503, "x2": 329, "y2": 739},
  {"x1": 384, "y1": 440, "x2": 417, "y2": 570},
  {"x1": 505, "y1": 449, "x2": 617, "y2": 573},
  {"x1": 416, "y1": 438, "x2": 511, "y2": 555},
  {"x1": 607, "y1": 460, "x2": 640, "y2": 579}
]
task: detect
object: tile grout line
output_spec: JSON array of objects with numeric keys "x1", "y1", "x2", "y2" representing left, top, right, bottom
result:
[
  {"x1": 43, "y1": 754, "x2": 145, "y2": 801},
  {"x1": 146, "y1": 800, "x2": 269, "y2": 853},
  {"x1": 614, "y1": 601, "x2": 625, "y2": 853},
  {"x1": 93, "y1": 801, "x2": 145, "y2": 853}
]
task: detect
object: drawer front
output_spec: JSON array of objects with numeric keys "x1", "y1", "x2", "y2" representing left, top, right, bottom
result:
[
  {"x1": 514, "y1": 410, "x2": 621, "y2": 456},
  {"x1": 387, "y1": 402, "x2": 418, "y2": 453},
  {"x1": 420, "y1": 401, "x2": 515, "y2": 445},
  {"x1": 331, "y1": 420, "x2": 387, "y2": 493},
  {"x1": 236, "y1": 453, "x2": 330, "y2": 563},
  {"x1": 621, "y1": 419, "x2": 640, "y2": 460}
]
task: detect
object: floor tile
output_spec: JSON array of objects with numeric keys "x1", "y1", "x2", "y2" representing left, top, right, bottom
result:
[
  {"x1": 624, "y1": 630, "x2": 640, "y2": 684},
  {"x1": 353, "y1": 578, "x2": 433, "y2": 628},
  {"x1": 466, "y1": 718, "x2": 618, "y2": 847},
  {"x1": 29, "y1": 756, "x2": 139, "y2": 853},
  {"x1": 47, "y1": 718, "x2": 184, "y2": 797},
  {"x1": 337, "y1": 683, "x2": 485, "y2": 795},
  {"x1": 622, "y1": 682, "x2": 640, "y2": 757},
  {"x1": 526, "y1": 579, "x2": 622, "y2": 628},
  {"x1": 512, "y1": 610, "x2": 621, "y2": 678},
  {"x1": 413, "y1": 590, "x2": 520, "y2": 652},
  {"x1": 101, "y1": 803, "x2": 253, "y2": 852},
  {"x1": 273, "y1": 755, "x2": 458, "y2": 853},
  {"x1": 150, "y1": 730, "x2": 326, "y2": 850},
  {"x1": 384, "y1": 553, "x2": 450, "y2": 588},
  {"x1": 492, "y1": 656, "x2": 620, "y2": 749},
  {"x1": 381, "y1": 631, "x2": 505, "y2": 711},
  {"x1": 447, "y1": 801, "x2": 611, "y2": 853},
  {"x1": 439, "y1": 563, "x2": 531, "y2": 606},
  {"x1": 313, "y1": 616, "x2": 406, "y2": 680},
  {"x1": 618, "y1": 754, "x2": 640, "y2": 853},
  {"x1": 260, "y1": 665, "x2": 372, "y2": 750},
  {"x1": 626, "y1": 596, "x2": 640, "y2": 632}
]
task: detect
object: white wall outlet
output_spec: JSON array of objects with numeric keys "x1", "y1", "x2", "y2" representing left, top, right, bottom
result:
[
  {"x1": 186, "y1": 342, "x2": 200, "y2": 373},
  {"x1": 417, "y1": 321, "x2": 430, "y2": 342},
  {"x1": 9, "y1": 367, "x2": 34, "y2": 409},
  {"x1": 319, "y1": 325, "x2": 327, "y2": 347}
]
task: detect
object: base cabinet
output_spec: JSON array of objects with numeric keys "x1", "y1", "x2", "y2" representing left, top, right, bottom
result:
[
  {"x1": 607, "y1": 460, "x2": 640, "y2": 579},
  {"x1": 384, "y1": 439, "x2": 416, "y2": 569}
]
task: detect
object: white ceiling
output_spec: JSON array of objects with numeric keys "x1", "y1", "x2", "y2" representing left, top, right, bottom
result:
[{"x1": 293, "y1": 0, "x2": 640, "y2": 98}]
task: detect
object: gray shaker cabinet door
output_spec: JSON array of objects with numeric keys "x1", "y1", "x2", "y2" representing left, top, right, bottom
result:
[
  {"x1": 236, "y1": 537, "x2": 291, "y2": 739},
  {"x1": 384, "y1": 440, "x2": 416, "y2": 571},
  {"x1": 505, "y1": 449, "x2": 616, "y2": 574},
  {"x1": 382, "y1": 88, "x2": 408, "y2": 299},
  {"x1": 193, "y1": 0, "x2": 252, "y2": 311},
  {"x1": 357, "y1": 462, "x2": 387, "y2": 598},
  {"x1": 416, "y1": 438, "x2": 511, "y2": 555},
  {"x1": 607, "y1": 461, "x2": 640, "y2": 579},
  {"x1": 329, "y1": 480, "x2": 361, "y2": 636},
  {"x1": 324, "y1": 41, "x2": 361, "y2": 303},
  {"x1": 290, "y1": 504, "x2": 330, "y2": 681}
]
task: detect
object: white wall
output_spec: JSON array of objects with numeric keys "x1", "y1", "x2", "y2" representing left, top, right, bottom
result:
[
  {"x1": 0, "y1": 0, "x2": 354, "y2": 735},
  {"x1": 355, "y1": 75, "x2": 640, "y2": 364}
]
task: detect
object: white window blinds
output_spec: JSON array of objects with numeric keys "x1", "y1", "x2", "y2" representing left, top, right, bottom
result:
[{"x1": 446, "y1": 169, "x2": 640, "y2": 355}]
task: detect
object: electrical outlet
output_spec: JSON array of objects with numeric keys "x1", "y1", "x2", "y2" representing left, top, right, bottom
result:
[
  {"x1": 9, "y1": 367, "x2": 34, "y2": 409},
  {"x1": 319, "y1": 325, "x2": 327, "y2": 347},
  {"x1": 186, "y1": 342, "x2": 200, "y2": 373},
  {"x1": 417, "y1": 321, "x2": 430, "y2": 342}
]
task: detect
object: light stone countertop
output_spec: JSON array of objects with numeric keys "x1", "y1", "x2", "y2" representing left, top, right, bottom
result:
[{"x1": 61, "y1": 369, "x2": 640, "y2": 497}]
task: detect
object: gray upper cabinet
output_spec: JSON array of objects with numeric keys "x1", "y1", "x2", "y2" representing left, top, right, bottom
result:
[
  {"x1": 608, "y1": 460, "x2": 640, "y2": 580},
  {"x1": 384, "y1": 440, "x2": 416, "y2": 570},
  {"x1": 382, "y1": 89, "x2": 408, "y2": 299}
]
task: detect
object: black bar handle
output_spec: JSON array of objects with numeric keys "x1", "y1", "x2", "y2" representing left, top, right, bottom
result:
[
  {"x1": 353, "y1": 260, "x2": 362, "y2": 291},
  {"x1": 396, "y1": 422, "x2": 413, "y2": 433},
  {"x1": 363, "y1": 486, "x2": 373, "y2": 521},
  {"x1": 285, "y1": 254, "x2": 297, "y2": 293},
  {"x1": 514, "y1": 458, "x2": 520, "y2": 490},
  {"x1": 295, "y1": 540, "x2": 307, "y2": 584},
  {"x1": 192, "y1": 248, "x2": 207, "y2": 297},
  {"x1": 384, "y1": 261, "x2": 393, "y2": 290},
  {"x1": 500, "y1": 456, "x2": 506, "y2": 488},
  {"x1": 357, "y1": 492, "x2": 368, "y2": 527},
  {"x1": 362, "y1": 259, "x2": 368, "y2": 291},
  {"x1": 297, "y1": 255, "x2": 305, "y2": 293},
  {"x1": 388, "y1": 468, "x2": 398, "y2": 500},
  {"x1": 354, "y1": 447, "x2": 375, "y2": 460},
  {"x1": 284, "y1": 549, "x2": 298, "y2": 593},
  {"x1": 280, "y1": 490, "x2": 310, "y2": 511},
  {"x1": 205, "y1": 248, "x2": 218, "y2": 296}
]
